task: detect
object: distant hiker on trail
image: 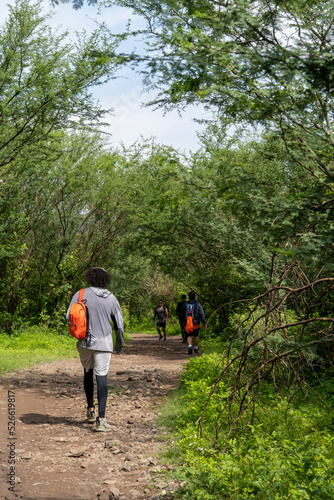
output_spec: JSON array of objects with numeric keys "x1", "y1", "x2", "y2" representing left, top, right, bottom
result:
[
  {"x1": 176, "y1": 294, "x2": 187, "y2": 343},
  {"x1": 153, "y1": 299, "x2": 168, "y2": 341},
  {"x1": 180, "y1": 291, "x2": 207, "y2": 355},
  {"x1": 66, "y1": 267, "x2": 124, "y2": 432}
]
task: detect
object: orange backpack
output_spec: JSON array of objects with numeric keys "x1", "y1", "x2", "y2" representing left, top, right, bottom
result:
[
  {"x1": 185, "y1": 301, "x2": 199, "y2": 334},
  {"x1": 69, "y1": 289, "x2": 89, "y2": 339}
]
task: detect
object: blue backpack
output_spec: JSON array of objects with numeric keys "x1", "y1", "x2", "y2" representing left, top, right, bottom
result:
[{"x1": 185, "y1": 301, "x2": 196, "y2": 334}]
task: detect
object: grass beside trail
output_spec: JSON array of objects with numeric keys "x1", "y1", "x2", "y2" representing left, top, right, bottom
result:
[
  {"x1": 0, "y1": 326, "x2": 78, "y2": 375},
  {"x1": 0, "y1": 326, "x2": 132, "y2": 376}
]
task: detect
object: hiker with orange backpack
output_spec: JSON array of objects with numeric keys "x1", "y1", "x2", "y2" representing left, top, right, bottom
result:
[
  {"x1": 180, "y1": 291, "x2": 207, "y2": 355},
  {"x1": 66, "y1": 267, "x2": 124, "y2": 432}
]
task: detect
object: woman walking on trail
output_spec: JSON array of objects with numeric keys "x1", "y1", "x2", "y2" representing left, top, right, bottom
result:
[
  {"x1": 153, "y1": 299, "x2": 168, "y2": 341},
  {"x1": 66, "y1": 267, "x2": 124, "y2": 432}
]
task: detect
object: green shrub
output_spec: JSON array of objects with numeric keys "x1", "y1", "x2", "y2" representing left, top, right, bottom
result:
[
  {"x1": 162, "y1": 352, "x2": 334, "y2": 499},
  {"x1": 180, "y1": 353, "x2": 223, "y2": 387},
  {"x1": 174, "y1": 432, "x2": 334, "y2": 499}
]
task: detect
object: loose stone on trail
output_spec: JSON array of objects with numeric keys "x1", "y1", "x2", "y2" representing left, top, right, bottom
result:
[{"x1": 0, "y1": 334, "x2": 189, "y2": 499}]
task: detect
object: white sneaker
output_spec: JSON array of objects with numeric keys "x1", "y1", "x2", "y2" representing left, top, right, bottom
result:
[{"x1": 95, "y1": 418, "x2": 111, "y2": 432}]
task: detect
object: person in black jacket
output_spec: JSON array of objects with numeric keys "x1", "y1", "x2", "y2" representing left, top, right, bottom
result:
[
  {"x1": 153, "y1": 299, "x2": 168, "y2": 340},
  {"x1": 180, "y1": 291, "x2": 207, "y2": 355},
  {"x1": 176, "y1": 294, "x2": 187, "y2": 343}
]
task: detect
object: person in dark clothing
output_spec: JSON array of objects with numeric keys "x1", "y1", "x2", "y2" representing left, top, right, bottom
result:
[
  {"x1": 180, "y1": 291, "x2": 207, "y2": 354},
  {"x1": 153, "y1": 299, "x2": 168, "y2": 340},
  {"x1": 176, "y1": 294, "x2": 187, "y2": 342}
]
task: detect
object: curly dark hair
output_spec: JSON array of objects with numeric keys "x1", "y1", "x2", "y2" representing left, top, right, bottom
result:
[{"x1": 85, "y1": 267, "x2": 111, "y2": 288}]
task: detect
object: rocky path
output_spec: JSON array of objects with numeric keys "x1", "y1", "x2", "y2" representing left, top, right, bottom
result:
[{"x1": 0, "y1": 334, "x2": 190, "y2": 500}]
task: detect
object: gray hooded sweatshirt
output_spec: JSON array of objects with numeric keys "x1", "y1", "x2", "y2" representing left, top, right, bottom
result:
[{"x1": 66, "y1": 287, "x2": 124, "y2": 352}]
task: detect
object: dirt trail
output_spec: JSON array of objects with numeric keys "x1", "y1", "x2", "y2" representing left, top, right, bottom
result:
[{"x1": 0, "y1": 334, "x2": 190, "y2": 500}]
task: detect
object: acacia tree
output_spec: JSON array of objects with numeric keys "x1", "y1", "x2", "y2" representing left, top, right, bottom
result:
[
  {"x1": 0, "y1": 131, "x2": 134, "y2": 330},
  {"x1": 100, "y1": 0, "x2": 334, "y2": 197},
  {"x1": 99, "y1": 0, "x2": 334, "y2": 286},
  {"x1": 0, "y1": 0, "x2": 126, "y2": 329},
  {"x1": 101, "y1": 5, "x2": 334, "y2": 283},
  {"x1": 0, "y1": 0, "x2": 120, "y2": 174}
]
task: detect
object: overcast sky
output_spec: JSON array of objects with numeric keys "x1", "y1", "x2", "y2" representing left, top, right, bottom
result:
[{"x1": 1, "y1": 0, "x2": 210, "y2": 153}]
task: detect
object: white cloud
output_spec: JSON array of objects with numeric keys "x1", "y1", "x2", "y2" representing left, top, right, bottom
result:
[
  {"x1": 96, "y1": 81, "x2": 207, "y2": 151},
  {"x1": 105, "y1": 104, "x2": 207, "y2": 152}
]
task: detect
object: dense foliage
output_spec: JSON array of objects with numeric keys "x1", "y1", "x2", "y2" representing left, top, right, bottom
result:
[
  {"x1": 161, "y1": 351, "x2": 334, "y2": 499},
  {"x1": 0, "y1": 0, "x2": 124, "y2": 330}
]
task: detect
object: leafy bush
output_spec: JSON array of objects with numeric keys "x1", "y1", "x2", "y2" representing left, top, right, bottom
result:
[
  {"x1": 180, "y1": 353, "x2": 223, "y2": 387},
  {"x1": 174, "y1": 433, "x2": 334, "y2": 499},
  {"x1": 164, "y1": 353, "x2": 334, "y2": 500}
]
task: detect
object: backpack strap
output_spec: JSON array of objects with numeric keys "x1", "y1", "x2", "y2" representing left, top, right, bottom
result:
[
  {"x1": 79, "y1": 288, "x2": 90, "y2": 332},
  {"x1": 187, "y1": 301, "x2": 196, "y2": 316}
]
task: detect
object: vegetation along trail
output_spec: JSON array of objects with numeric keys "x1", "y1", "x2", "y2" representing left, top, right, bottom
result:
[{"x1": 0, "y1": 334, "x2": 188, "y2": 500}]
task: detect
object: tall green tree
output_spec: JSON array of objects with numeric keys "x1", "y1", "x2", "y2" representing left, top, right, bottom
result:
[
  {"x1": 0, "y1": 0, "x2": 125, "y2": 329},
  {"x1": 104, "y1": 0, "x2": 334, "y2": 186},
  {"x1": 0, "y1": 0, "x2": 119, "y2": 175},
  {"x1": 0, "y1": 131, "x2": 133, "y2": 330},
  {"x1": 101, "y1": 0, "x2": 334, "y2": 320}
]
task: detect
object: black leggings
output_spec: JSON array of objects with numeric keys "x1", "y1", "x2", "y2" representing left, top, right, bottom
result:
[{"x1": 83, "y1": 369, "x2": 108, "y2": 419}]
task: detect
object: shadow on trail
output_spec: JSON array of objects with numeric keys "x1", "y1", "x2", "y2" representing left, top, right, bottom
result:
[{"x1": 19, "y1": 412, "x2": 89, "y2": 429}]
